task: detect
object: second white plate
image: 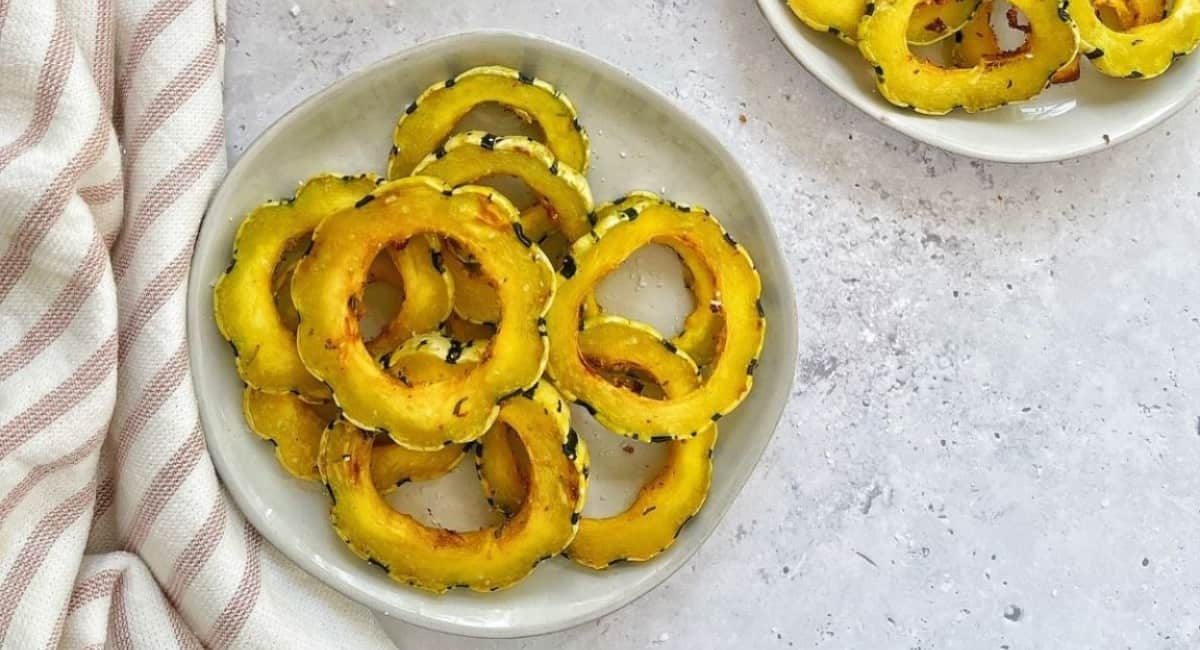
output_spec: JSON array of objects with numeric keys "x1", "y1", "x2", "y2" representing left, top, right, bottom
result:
[{"x1": 757, "y1": 0, "x2": 1200, "y2": 163}]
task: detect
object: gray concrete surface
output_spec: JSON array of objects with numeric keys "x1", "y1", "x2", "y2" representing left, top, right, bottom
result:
[{"x1": 224, "y1": 1, "x2": 1200, "y2": 648}]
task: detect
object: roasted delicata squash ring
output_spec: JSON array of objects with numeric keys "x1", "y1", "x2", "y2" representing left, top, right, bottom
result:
[
  {"x1": 786, "y1": 0, "x2": 981, "y2": 43},
  {"x1": 243, "y1": 388, "x2": 338, "y2": 481},
  {"x1": 475, "y1": 424, "x2": 529, "y2": 516},
  {"x1": 441, "y1": 251, "x2": 501, "y2": 324},
  {"x1": 1067, "y1": 0, "x2": 1200, "y2": 79},
  {"x1": 388, "y1": 66, "x2": 590, "y2": 178},
  {"x1": 518, "y1": 202, "x2": 571, "y2": 259},
  {"x1": 292, "y1": 177, "x2": 555, "y2": 450},
  {"x1": 365, "y1": 236, "x2": 455, "y2": 358},
  {"x1": 594, "y1": 193, "x2": 723, "y2": 367},
  {"x1": 439, "y1": 202, "x2": 575, "y2": 325},
  {"x1": 414, "y1": 133, "x2": 591, "y2": 323},
  {"x1": 480, "y1": 317, "x2": 716, "y2": 568},
  {"x1": 320, "y1": 381, "x2": 587, "y2": 593},
  {"x1": 413, "y1": 131, "x2": 595, "y2": 243},
  {"x1": 274, "y1": 243, "x2": 452, "y2": 356},
  {"x1": 954, "y1": 1, "x2": 1082, "y2": 84},
  {"x1": 215, "y1": 174, "x2": 379, "y2": 401},
  {"x1": 242, "y1": 389, "x2": 464, "y2": 489},
  {"x1": 546, "y1": 195, "x2": 765, "y2": 440},
  {"x1": 382, "y1": 333, "x2": 484, "y2": 384},
  {"x1": 860, "y1": 0, "x2": 1078, "y2": 114},
  {"x1": 953, "y1": 0, "x2": 1003, "y2": 67}
]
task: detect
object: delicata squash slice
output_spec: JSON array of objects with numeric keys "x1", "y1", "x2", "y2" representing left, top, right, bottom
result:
[
  {"x1": 594, "y1": 193, "x2": 724, "y2": 367},
  {"x1": 291, "y1": 177, "x2": 554, "y2": 450},
  {"x1": 215, "y1": 173, "x2": 455, "y2": 399},
  {"x1": 388, "y1": 66, "x2": 589, "y2": 178},
  {"x1": 475, "y1": 423, "x2": 529, "y2": 516},
  {"x1": 215, "y1": 174, "x2": 378, "y2": 401},
  {"x1": 1067, "y1": 0, "x2": 1200, "y2": 79},
  {"x1": 859, "y1": 0, "x2": 1078, "y2": 114},
  {"x1": 519, "y1": 203, "x2": 571, "y2": 263},
  {"x1": 413, "y1": 131, "x2": 595, "y2": 244},
  {"x1": 272, "y1": 238, "x2": 453, "y2": 360},
  {"x1": 365, "y1": 236, "x2": 454, "y2": 359},
  {"x1": 436, "y1": 203, "x2": 567, "y2": 326},
  {"x1": 786, "y1": 0, "x2": 981, "y2": 44},
  {"x1": 442, "y1": 312, "x2": 496, "y2": 342},
  {"x1": 479, "y1": 317, "x2": 717, "y2": 569},
  {"x1": 786, "y1": 0, "x2": 865, "y2": 42},
  {"x1": 440, "y1": 251, "x2": 502, "y2": 325},
  {"x1": 546, "y1": 195, "x2": 765, "y2": 440},
  {"x1": 381, "y1": 332, "x2": 483, "y2": 386},
  {"x1": 242, "y1": 388, "x2": 464, "y2": 489},
  {"x1": 414, "y1": 133, "x2": 593, "y2": 323},
  {"x1": 439, "y1": 203, "x2": 575, "y2": 325},
  {"x1": 319, "y1": 381, "x2": 588, "y2": 593},
  {"x1": 953, "y1": 0, "x2": 1082, "y2": 84},
  {"x1": 243, "y1": 388, "x2": 338, "y2": 481}
]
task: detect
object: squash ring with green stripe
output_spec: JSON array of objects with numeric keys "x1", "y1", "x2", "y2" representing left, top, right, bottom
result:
[
  {"x1": 320, "y1": 381, "x2": 587, "y2": 593},
  {"x1": 786, "y1": 0, "x2": 982, "y2": 44},
  {"x1": 365, "y1": 236, "x2": 455, "y2": 359},
  {"x1": 478, "y1": 316, "x2": 716, "y2": 569},
  {"x1": 1067, "y1": 0, "x2": 1200, "y2": 79},
  {"x1": 273, "y1": 237, "x2": 454, "y2": 362},
  {"x1": 242, "y1": 388, "x2": 464, "y2": 489},
  {"x1": 291, "y1": 177, "x2": 555, "y2": 450},
  {"x1": 952, "y1": 0, "x2": 1085, "y2": 85},
  {"x1": 545, "y1": 194, "x2": 765, "y2": 440},
  {"x1": 413, "y1": 132, "x2": 592, "y2": 324},
  {"x1": 388, "y1": 66, "x2": 590, "y2": 178},
  {"x1": 858, "y1": 0, "x2": 1078, "y2": 115},
  {"x1": 215, "y1": 174, "x2": 379, "y2": 401},
  {"x1": 592, "y1": 192, "x2": 723, "y2": 368},
  {"x1": 413, "y1": 131, "x2": 594, "y2": 244},
  {"x1": 437, "y1": 203, "x2": 575, "y2": 326}
]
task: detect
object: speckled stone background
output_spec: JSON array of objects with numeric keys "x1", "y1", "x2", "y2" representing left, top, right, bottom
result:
[{"x1": 224, "y1": 2, "x2": 1200, "y2": 648}]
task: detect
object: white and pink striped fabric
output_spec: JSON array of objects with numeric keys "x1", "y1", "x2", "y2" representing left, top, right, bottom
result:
[{"x1": 0, "y1": 1, "x2": 392, "y2": 647}]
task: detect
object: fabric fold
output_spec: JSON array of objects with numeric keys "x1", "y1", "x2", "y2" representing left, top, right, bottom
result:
[{"x1": 0, "y1": 1, "x2": 391, "y2": 647}]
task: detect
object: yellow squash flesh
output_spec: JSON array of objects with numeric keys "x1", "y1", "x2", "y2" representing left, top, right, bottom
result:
[
  {"x1": 320, "y1": 382, "x2": 587, "y2": 593},
  {"x1": 1068, "y1": 0, "x2": 1200, "y2": 78},
  {"x1": 786, "y1": 0, "x2": 981, "y2": 43},
  {"x1": 1095, "y1": 0, "x2": 1168, "y2": 29},
  {"x1": 388, "y1": 66, "x2": 589, "y2": 178},
  {"x1": 412, "y1": 131, "x2": 594, "y2": 243},
  {"x1": 546, "y1": 195, "x2": 765, "y2": 440},
  {"x1": 365, "y1": 236, "x2": 455, "y2": 359},
  {"x1": 860, "y1": 0, "x2": 1078, "y2": 114},
  {"x1": 953, "y1": 0, "x2": 1082, "y2": 84},
  {"x1": 214, "y1": 174, "x2": 379, "y2": 401},
  {"x1": 479, "y1": 317, "x2": 717, "y2": 569},
  {"x1": 242, "y1": 389, "x2": 464, "y2": 489},
  {"x1": 291, "y1": 177, "x2": 554, "y2": 450},
  {"x1": 595, "y1": 192, "x2": 724, "y2": 368},
  {"x1": 437, "y1": 202, "x2": 573, "y2": 326}
]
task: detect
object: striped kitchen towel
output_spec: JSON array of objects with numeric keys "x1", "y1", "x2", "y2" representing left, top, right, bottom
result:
[{"x1": 0, "y1": 1, "x2": 392, "y2": 647}]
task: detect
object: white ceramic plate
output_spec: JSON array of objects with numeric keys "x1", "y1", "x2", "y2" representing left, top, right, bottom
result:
[
  {"x1": 757, "y1": 0, "x2": 1200, "y2": 163},
  {"x1": 188, "y1": 30, "x2": 798, "y2": 639}
]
